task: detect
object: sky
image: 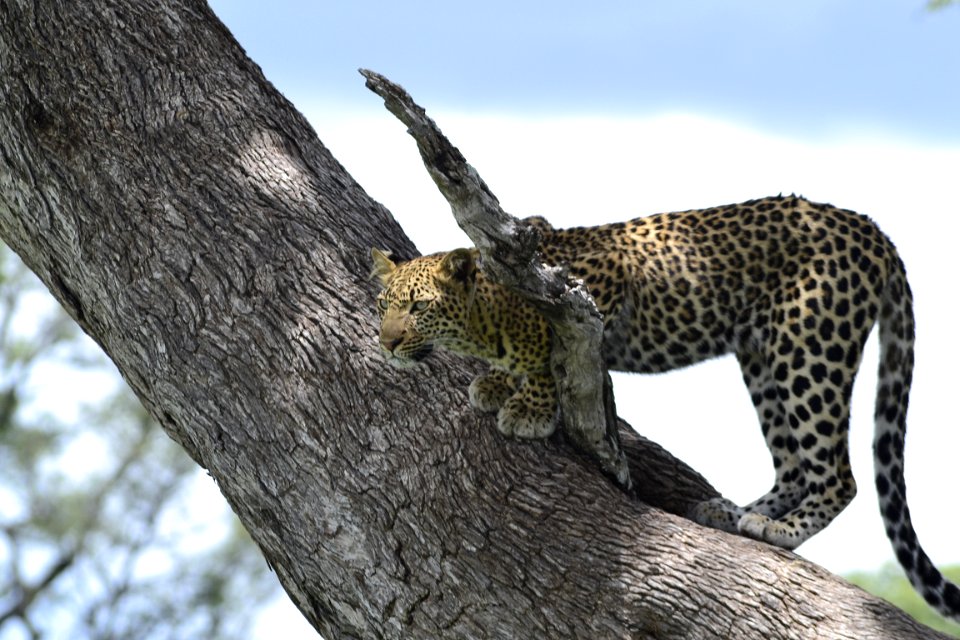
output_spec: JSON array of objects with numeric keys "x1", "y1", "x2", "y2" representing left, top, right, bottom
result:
[
  {"x1": 206, "y1": 2, "x2": 960, "y2": 636},
  {"x1": 213, "y1": 0, "x2": 960, "y2": 142}
]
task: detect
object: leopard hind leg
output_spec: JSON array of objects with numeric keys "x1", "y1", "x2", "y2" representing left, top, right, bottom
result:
[
  {"x1": 736, "y1": 339, "x2": 862, "y2": 549},
  {"x1": 690, "y1": 349, "x2": 804, "y2": 533}
]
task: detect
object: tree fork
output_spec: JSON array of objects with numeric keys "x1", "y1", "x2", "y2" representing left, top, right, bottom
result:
[
  {"x1": 0, "y1": 1, "x2": 949, "y2": 638},
  {"x1": 361, "y1": 68, "x2": 630, "y2": 490}
]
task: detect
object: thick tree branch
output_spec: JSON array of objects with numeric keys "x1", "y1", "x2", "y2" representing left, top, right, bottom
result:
[{"x1": 361, "y1": 68, "x2": 630, "y2": 489}]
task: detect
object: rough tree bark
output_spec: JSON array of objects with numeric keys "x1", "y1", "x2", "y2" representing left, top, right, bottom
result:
[{"x1": 0, "y1": 1, "x2": 949, "y2": 639}]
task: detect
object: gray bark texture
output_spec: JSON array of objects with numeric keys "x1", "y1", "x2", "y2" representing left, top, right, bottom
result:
[{"x1": 0, "y1": 1, "x2": 949, "y2": 638}]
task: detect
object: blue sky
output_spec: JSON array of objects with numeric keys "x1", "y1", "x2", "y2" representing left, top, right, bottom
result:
[{"x1": 212, "y1": 1, "x2": 960, "y2": 141}]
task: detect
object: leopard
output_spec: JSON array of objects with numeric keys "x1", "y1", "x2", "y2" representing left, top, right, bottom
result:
[{"x1": 370, "y1": 195, "x2": 959, "y2": 622}]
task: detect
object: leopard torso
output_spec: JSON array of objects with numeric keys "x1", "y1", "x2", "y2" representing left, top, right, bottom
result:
[
  {"x1": 530, "y1": 195, "x2": 890, "y2": 376},
  {"x1": 371, "y1": 195, "x2": 959, "y2": 622}
]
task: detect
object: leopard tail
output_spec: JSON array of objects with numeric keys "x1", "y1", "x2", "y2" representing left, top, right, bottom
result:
[{"x1": 874, "y1": 255, "x2": 960, "y2": 622}]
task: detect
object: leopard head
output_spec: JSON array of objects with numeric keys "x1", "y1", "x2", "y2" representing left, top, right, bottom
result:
[{"x1": 370, "y1": 248, "x2": 478, "y2": 367}]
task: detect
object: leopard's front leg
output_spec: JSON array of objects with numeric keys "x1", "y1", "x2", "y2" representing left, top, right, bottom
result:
[
  {"x1": 468, "y1": 368, "x2": 520, "y2": 413},
  {"x1": 497, "y1": 372, "x2": 558, "y2": 439}
]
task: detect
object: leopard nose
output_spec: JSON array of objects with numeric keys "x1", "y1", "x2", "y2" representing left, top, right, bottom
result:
[{"x1": 381, "y1": 336, "x2": 402, "y2": 353}]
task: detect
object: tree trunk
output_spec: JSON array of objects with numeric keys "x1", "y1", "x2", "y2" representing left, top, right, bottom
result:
[{"x1": 0, "y1": 1, "x2": 948, "y2": 638}]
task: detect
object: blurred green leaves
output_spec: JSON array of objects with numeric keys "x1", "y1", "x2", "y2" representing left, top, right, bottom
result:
[{"x1": 846, "y1": 564, "x2": 960, "y2": 637}]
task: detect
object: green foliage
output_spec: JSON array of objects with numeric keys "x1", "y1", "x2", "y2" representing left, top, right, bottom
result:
[
  {"x1": 846, "y1": 564, "x2": 960, "y2": 637},
  {"x1": 928, "y1": 0, "x2": 960, "y2": 9},
  {"x1": 0, "y1": 247, "x2": 282, "y2": 639}
]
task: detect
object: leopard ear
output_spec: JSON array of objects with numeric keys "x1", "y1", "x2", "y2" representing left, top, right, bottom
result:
[
  {"x1": 369, "y1": 248, "x2": 397, "y2": 285},
  {"x1": 438, "y1": 248, "x2": 477, "y2": 287}
]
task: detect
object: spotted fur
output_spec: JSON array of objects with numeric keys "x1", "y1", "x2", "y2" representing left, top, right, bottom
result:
[{"x1": 371, "y1": 195, "x2": 959, "y2": 621}]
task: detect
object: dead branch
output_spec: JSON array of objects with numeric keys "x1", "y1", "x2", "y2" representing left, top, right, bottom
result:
[{"x1": 361, "y1": 68, "x2": 631, "y2": 489}]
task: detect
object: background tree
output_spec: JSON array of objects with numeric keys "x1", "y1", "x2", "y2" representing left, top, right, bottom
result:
[
  {"x1": 0, "y1": 248, "x2": 278, "y2": 639},
  {"x1": 0, "y1": 1, "x2": 953, "y2": 638}
]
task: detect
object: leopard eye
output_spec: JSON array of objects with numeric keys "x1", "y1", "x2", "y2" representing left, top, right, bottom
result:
[
  {"x1": 378, "y1": 298, "x2": 389, "y2": 310},
  {"x1": 412, "y1": 300, "x2": 430, "y2": 312}
]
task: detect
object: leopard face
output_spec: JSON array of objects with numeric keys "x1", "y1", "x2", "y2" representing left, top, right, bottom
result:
[{"x1": 371, "y1": 248, "x2": 477, "y2": 367}]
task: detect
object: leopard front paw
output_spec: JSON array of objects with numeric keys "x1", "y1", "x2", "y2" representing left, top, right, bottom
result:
[
  {"x1": 496, "y1": 395, "x2": 557, "y2": 439},
  {"x1": 468, "y1": 370, "x2": 520, "y2": 413}
]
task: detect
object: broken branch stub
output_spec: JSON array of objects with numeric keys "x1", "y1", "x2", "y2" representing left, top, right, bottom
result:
[{"x1": 360, "y1": 69, "x2": 631, "y2": 489}]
